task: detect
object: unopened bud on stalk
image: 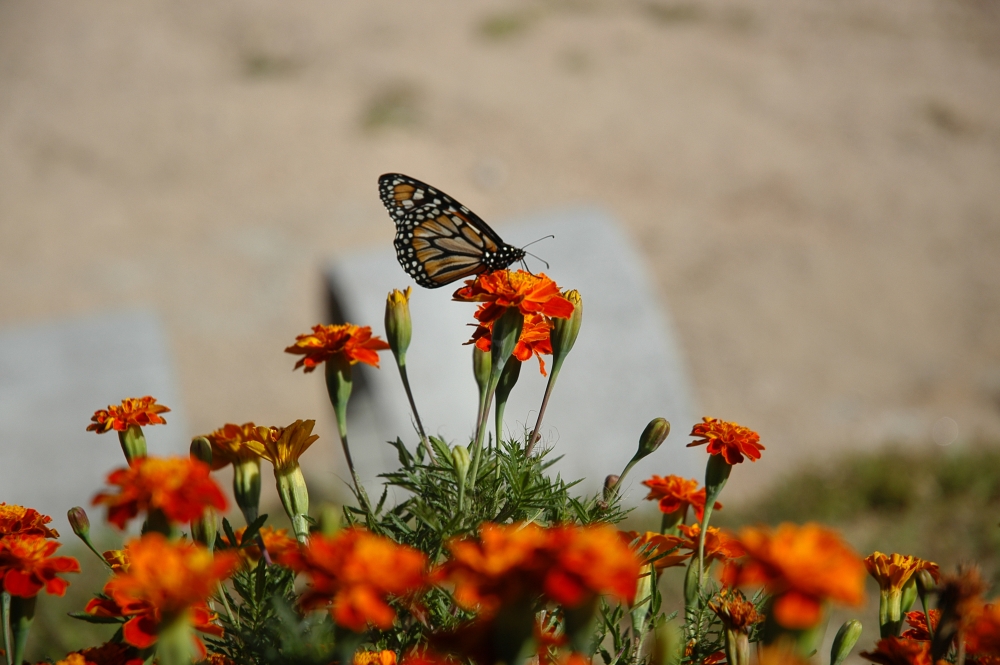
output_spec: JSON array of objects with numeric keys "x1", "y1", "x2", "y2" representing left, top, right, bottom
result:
[
  {"x1": 604, "y1": 474, "x2": 620, "y2": 500},
  {"x1": 637, "y1": 418, "x2": 670, "y2": 460},
  {"x1": 830, "y1": 620, "x2": 862, "y2": 665},
  {"x1": 550, "y1": 290, "x2": 582, "y2": 363},
  {"x1": 385, "y1": 287, "x2": 413, "y2": 365},
  {"x1": 452, "y1": 445, "x2": 471, "y2": 486},
  {"x1": 189, "y1": 437, "x2": 213, "y2": 465},
  {"x1": 473, "y1": 346, "x2": 491, "y2": 397},
  {"x1": 67, "y1": 507, "x2": 90, "y2": 540},
  {"x1": 916, "y1": 569, "x2": 937, "y2": 596},
  {"x1": 232, "y1": 458, "x2": 262, "y2": 526}
]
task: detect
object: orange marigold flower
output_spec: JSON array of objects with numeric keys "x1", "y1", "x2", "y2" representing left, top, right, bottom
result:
[
  {"x1": 470, "y1": 312, "x2": 554, "y2": 375},
  {"x1": 92, "y1": 456, "x2": 228, "y2": 530},
  {"x1": 87, "y1": 396, "x2": 170, "y2": 434},
  {"x1": 241, "y1": 419, "x2": 318, "y2": 473},
  {"x1": 755, "y1": 646, "x2": 812, "y2": 665},
  {"x1": 901, "y1": 609, "x2": 939, "y2": 641},
  {"x1": 203, "y1": 422, "x2": 264, "y2": 468},
  {"x1": 725, "y1": 523, "x2": 865, "y2": 630},
  {"x1": 641, "y1": 475, "x2": 721, "y2": 521},
  {"x1": 860, "y1": 638, "x2": 932, "y2": 665},
  {"x1": 677, "y1": 524, "x2": 745, "y2": 563},
  {"x1": 439, "y1": 522, "x2": 640, "y2": 616},
  {"x1": 0, "y1": 504, "x2": 59, "y2": 538},
  {"x1": 285, "y1": 323, "x2": 390, "y2": 372},
  {"x1": 55, "y1": 642, "x2": 142, "y2": 665},
  {"x1": 87, "y1": 534, "x2": 238, "y2": 652},
  {"x1": 354, "y1": 651, "x2": 398, "y2": 665},
  {"x1": 452, "y1": 270, "x2": 575, "y2": 325},
  {"x1": 0, "y1": 535, "x2": 79, "y2": 597},
  {"x1": 708, "y1": 588, "x2": 762, "y2": 633},
  {"x1": 967, "y1": 603, "x2": 1000, "y2": 656},
  {"x1": 622, "y1": 531, "x2": 690, "y2": 570},
  {"x1": 686, "y1": 417, "x2": 763, "y2": 465},
  {"x1": 279, "y1": 527, "x2": 428, "y2": 632},
  {"x1": 225, "y1": 526, "x2": 298, "y2": 565},
  {"x1": 865, "y1": 552, "x2": 940, "y2": 595},
  {"x1": 103, "y1": 549, "x2": 129, "y2": 574}
]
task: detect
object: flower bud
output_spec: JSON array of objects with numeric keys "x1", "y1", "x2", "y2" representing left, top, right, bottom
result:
[
  {"x1": 830, "y1": 620, "x2": 862, "y2": 665},
  {"x1": 473, "y1": 346, "x2": 491, "y2": 397},
  {"x1": 67, "y1": 507, "x2": 90, "y2": 540},
  {"x1": 705, "y1": 453, "x2": 732, "y2": 503},
  {"x1": 550, "y1": 289, "x2": 582, "y2": 361},
  {"x1": 916, "y1": 569, "x2": 937, "y2": 595},
  {"x1": 384, "y1": 287, "x2": 413, "y2": 364},
  {"x1": 190, "y1": 510, "x2": 217, "y2": 551},
  {"x1": 637, "y1": 418, "x2": 670, "y2": 461},
  {"x1": 604, "y1": 474, "x2": 620, "y2": 500},
  {"x1": 452, "y1": 445, "x2": 471, "y2": 486},
  {"x1": 232, "y1": 458, "x2": 262, "y2": 526},
  {"x1": 189, "y1": 436, "x2": 213, "y2": 465}
]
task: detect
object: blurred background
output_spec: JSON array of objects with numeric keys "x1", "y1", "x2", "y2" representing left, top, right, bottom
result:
[{"x1": 2, "y1": 0, "x2": 1000, "y2": 655}]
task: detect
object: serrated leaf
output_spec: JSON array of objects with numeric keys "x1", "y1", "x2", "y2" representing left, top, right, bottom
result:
[
  {"x1": 68, "y1": 612, "x2": 124, "y2": 624},
  {"x1": 241, "y1": 513, "x2": 269, "y2": 547}
]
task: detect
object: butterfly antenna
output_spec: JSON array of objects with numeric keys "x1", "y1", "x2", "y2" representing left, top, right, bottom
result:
[
  {"x1": 521, "y1": 234, "x2": 555, "y2": 250},
  {"x1": 525, "y1": 251, "x2": 550, "y2": 270}
]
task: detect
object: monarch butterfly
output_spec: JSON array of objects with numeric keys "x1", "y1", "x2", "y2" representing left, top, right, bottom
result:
[{"x1": 378, "y1": 173, "x2": 527, "y2": 288}]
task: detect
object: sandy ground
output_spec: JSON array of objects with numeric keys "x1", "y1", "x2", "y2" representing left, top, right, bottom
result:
[{"x1": 1, "y1": 0, "x2": 1000, "y2": 498}]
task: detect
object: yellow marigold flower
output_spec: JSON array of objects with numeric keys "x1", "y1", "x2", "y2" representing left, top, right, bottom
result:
[
  {"x1": 102, "y1": 549, "x2": 129, "y2": 574},
  {"x1": 0, "y1": 504, "x2": 59, "y2": 538},
  {"x1": 285, "y1": 323, "x2": 390, "y2": 372},
  {"x1": 242, "y1": 420, "x2": 318, "y2": 473},
  {"x1": 865, "y1": 552, "x2": 939, "y2": 594},
  {"x1": 203, "y1": 422, "x2": 263, "y2": 468},
  {"x1": 686, "y1": 417, "x2": 763, "y2": 465},
  {"x1": 354, "y1": 651, "x2": 397, "y2": 665},
  {"x1": 86, "y1": 396, "x2": 169, "y2": 434}
]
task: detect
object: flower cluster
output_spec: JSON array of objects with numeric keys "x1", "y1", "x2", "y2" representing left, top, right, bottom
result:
[
  {"x1": 92, "y1": 456, "x2": 228, "y2": 529},
  {"x1": 279, "y1": 527, "x2": 428, "y2": 632},
  {"x1": 439, "y1": 522, "x2": 640, "y2": 616},
  {"x1": 87, "y1": 396, "x2": 170, "y2": 434}
]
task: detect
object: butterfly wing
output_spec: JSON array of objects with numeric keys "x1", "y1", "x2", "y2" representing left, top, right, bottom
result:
[
  {"x1": 379, "y1": 173, "x2": 517, "y2": 288},
  {"x1": 395, "y1": 207, "x2": 500, "y2": 288}
]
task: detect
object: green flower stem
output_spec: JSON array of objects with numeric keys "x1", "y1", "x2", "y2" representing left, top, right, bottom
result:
[
  {"x1": 660, "y1": 509, "x2": 684, "y2": 535},
  {"x1": 1, "y1": 592, "x2": 10, "y2": 665},
  {"x1": 525, "y1": 362, "x2": 562, "y2": 457},
  {"x1": 697, "y1": 455, "x2": 732, "y2": 594},
  {"x1": 325, "y1": 358, "x2": 363, "y2": 500},
  {"x1": 9, "y1": 594, "x2": 35, "y2": 665},
  {"x1": 155, "y1": 612, "x2": 197, "y2": 665},
  {"x1": 396, "y1": 361, "x2": 433, "y2": 461}
]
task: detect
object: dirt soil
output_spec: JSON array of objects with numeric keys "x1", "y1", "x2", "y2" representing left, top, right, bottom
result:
[{"x1": 1, "y1": 0, "x2": 999, "y2": 497}]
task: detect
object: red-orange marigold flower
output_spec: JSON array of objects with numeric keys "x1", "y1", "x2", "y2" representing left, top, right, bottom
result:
[
  {"x1": 87, "y1": 534, "x2": 238, "y2": 652},
  {"x1": 452, "y1": 270, "x2": 575, "y2": 325},
  {"x1": 54, "y1": 642, "x2": 142, "y2": 665},
  {"x1": 87, "y1": 396, "x2": 170, "y2": 434},
  {"x1": 709, "y1": 588, "x2": 762, "y2": 633},
  {"x1": 354, "y1": 651, "x2": 398, "y2": 665},
  {"x1": 641, "y1": 475, "x2": 721, "y2": 521},
  {"x1": 0, "y1": 504, "x2": 59, "y2": 538},
  {"x1": 900, "y1": 609, "x2": 938, "y2": 641},
  {"x1": 279, "y1": 527, "x2": 429, "y2": 632},
  {"x1": 677, "y1": 524, "x2": 745, "y2": 563},
  {"x1": 203, "y1": 422, "x2": 264, "y2": 469},
  {"x1": 92, "y1": 456, "x2": 228, "y2": 530},
  {"x1": 470, "y1": 312, "x2": 554, "y2": 375},
  {"x1": 860, "y1": 638, "x2": 932, "y2": 665},
  {"x1": 285, "y1": 323, "x2": 390, "y2": 372},
  {"x1": 724, "y1": 523, "x2": 865, "y2": 630},
  {"x1": 0, "y1": 535, "x2": 79, "y2": 597},
  {"x1": 967, "y1": 603, "x2": 1000, "y2": 655},
  {"x1": 686, "y1": 417, "x2": 763, "y2": 465},
  {"x1": 622, "y1": 531, "x2": 690, "y2": 570},
  {"x1": 439, "y1": 522, "x2": 640, "y2": 616},
  {"x1": 225, "y1": 526, "x2": 298, "y2": 565}
]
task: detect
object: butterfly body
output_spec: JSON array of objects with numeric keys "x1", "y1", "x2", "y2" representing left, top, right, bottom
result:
[{"x1": 379, "y1": 173, "x2": 526, "y2": 288}]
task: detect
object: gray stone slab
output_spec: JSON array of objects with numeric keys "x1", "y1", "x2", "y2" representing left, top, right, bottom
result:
[
  {"x1": 0, "y1": 310, "x2": 188, "y2": 535},
  {"x1": 325, "y1": 208, "x2": 701, "y2": 499}
]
